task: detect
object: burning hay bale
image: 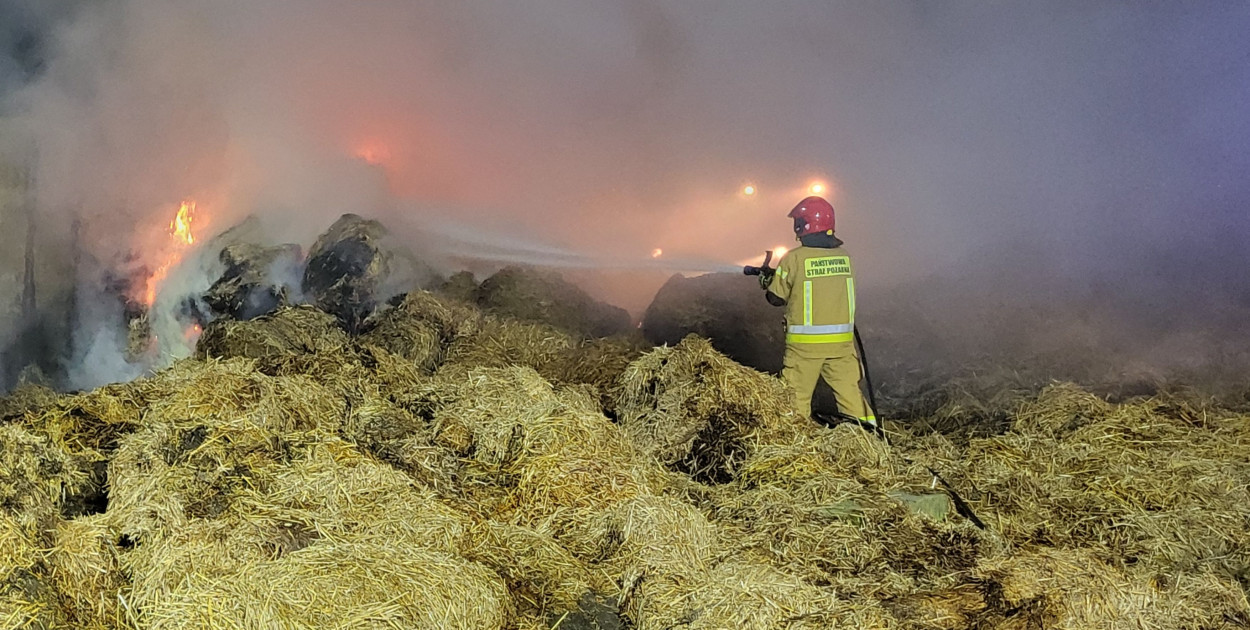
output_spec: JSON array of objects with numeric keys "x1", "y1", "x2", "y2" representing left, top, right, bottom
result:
[
  {"x1": 302, "y1": 213, "x2": 394, "y2": 332},
  {"x1": 641, "y1": 272, "x2": 785, "y2": 373},
  {"x1": 614, "y1": 336, "x2": 805, "y2": 484},
  {"x1": 195, "y1": 304, "x2": 350, "y2": 372},
  {"x1": 203, "y1": 242, "x2": 303, "y2": 320},
  {"x1": 471, "y1": 266, "x2": 631, "y2": 339}
]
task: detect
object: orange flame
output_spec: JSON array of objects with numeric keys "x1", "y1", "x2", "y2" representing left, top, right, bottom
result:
[
  {"x1": 171, "y1": 201, "x2": 195, "y2": 245},
  {"x1": 140, "y1": 199, "x2": 199, "y2": 306}
]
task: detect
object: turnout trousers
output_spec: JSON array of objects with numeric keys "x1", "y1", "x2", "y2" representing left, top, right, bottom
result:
[{"x1": 782, "y1": 341, "x2": 876, "y2": 425}]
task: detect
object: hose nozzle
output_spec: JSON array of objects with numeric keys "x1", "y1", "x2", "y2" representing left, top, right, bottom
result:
[{"x1": 743, "y1": 250, "x2": 775, "y2": 276}]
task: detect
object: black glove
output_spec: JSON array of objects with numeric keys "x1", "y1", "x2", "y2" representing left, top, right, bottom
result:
[{"x1": 758, "y1": 270, "x2": 774, "y2": 291}]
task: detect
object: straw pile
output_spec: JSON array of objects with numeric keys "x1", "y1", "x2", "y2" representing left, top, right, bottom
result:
[
  {"x1": 196, "y1": 305, "x2": 350, "y2": 372},
  {"x1": 0, "y1": 384, "x2": 59, "y2": 422},
  {"x1": 614, "y1": 335, "x2": 807, "y2": 483},
  {"x1": 3, "y1": 273, "x2": 1249, "y2": 629}
]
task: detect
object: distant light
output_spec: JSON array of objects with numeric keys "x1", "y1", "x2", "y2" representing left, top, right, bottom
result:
[
  {"x1": 743, "y1": 184, "x2": 756, "y2": 196},
  {"x1": 354, "y1": 142, "x2": 391, "y2": 166},
  {"x1": 652, "y1": 248, "x2": 663, "y2": 259},
  {"x1": 774, "y1": 246, "x2": 789, "y2": 259},
  {"x1": 809, "y1": 183, "x2": 825, "y2": 195}
]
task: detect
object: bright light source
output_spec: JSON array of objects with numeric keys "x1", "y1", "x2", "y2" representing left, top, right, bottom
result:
[
  {"x1": 651, "y1": 248, "x2": 663, "y2": 259},
  {"x1": 809, "y1": 183, "x2": 825, "y2": 195},
  {"x1": 774, "y1": 246, "x2": 789, "y2": 259},
  {"x1": 743, "y1": 184, "x2": 756, "y2": 196}
]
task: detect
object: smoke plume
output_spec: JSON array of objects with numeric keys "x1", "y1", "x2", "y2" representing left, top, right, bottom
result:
[{"x1": 0, "y1": 0, "x2": 1248, "y2": 392}]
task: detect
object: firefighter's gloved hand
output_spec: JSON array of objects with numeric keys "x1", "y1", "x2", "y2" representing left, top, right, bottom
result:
[{"x1": 758, "y1": 272, "x2": 772, "y2": 291}]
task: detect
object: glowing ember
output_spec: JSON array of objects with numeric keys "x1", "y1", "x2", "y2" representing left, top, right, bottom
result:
[
  {"x1": 185, "y1": 323, "x2": 203, "y2": 341},
  {"x1": 171, "y1": 200, "x2": 195, "y2": 244},
  {"x1": 743, "y1": 184, "x2": 756, "y2": 196},
  {"x1": 652, "y1": 248, "x2": 663, "y2": 259}
]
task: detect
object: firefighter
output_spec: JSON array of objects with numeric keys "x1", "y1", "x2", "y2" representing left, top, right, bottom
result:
[{"x1": 761, "y1": 196, "x2": 876, "y2": 426}]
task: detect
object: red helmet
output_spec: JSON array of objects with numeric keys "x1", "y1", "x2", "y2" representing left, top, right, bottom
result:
[{"x1": 788, "y1": 196, "x2": 835, "y2": 237}]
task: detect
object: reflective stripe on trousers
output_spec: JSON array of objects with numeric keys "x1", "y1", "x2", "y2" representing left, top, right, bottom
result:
[{"x1": 786, "y1": 324, "x2": 853, "y2": 344}]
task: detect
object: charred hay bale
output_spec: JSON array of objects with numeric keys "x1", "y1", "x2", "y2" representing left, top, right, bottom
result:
[
  {"x1": 203, "y1": 242, "x2": 302, "y2": 320},
  {"x1": 641, "y1": 272, "x2": 784, "y2": 373},
  {"x1": 196, "y1": 305, "x2": 350, "y2": 371},
  {"x1": 438, "y1": 270, "x2": 479, "y2": 303},
  {"x1": 472, "y1": 266, "x2": 630, "y2": 338},
  {"x1": 614, "y1": 336, "x2": 806, "y2": 484},
  {"x1": 302, "y1": 213, "x2": 393, "y2": 332}
]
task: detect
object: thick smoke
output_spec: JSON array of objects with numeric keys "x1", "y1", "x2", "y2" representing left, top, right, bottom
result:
[{"x1": 0, "y1": 1, "x2": 1248, "y2": 391}]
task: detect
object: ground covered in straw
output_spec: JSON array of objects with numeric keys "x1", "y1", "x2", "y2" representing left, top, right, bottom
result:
[{"x1": 2, "y1": 289, "x2": 1248, "y2": 630}]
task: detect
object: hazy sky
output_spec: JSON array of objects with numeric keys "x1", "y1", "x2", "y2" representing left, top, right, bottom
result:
[{"x1": 2, "y1": 0, "x2": 1249, "y2": 312}]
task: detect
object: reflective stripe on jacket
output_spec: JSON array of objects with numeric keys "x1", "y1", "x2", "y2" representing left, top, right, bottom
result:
[{"x1": 766, "y1": 245, "x2": 857, "y2": 344}]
